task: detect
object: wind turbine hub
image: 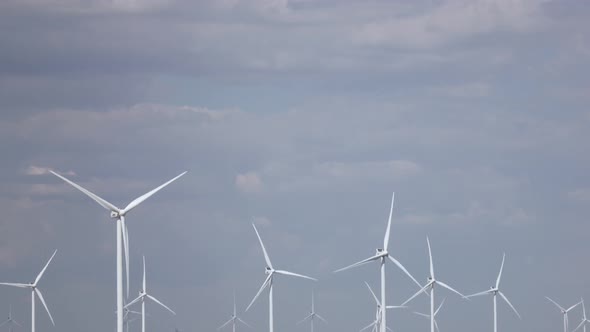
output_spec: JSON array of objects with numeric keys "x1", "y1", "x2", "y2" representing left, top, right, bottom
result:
[
  {"x1": 265, "y1": 267, "x2": 272, "y2": 274},
  {"x1": 110, "y1": 211, "x2": 120, "y2": 218}
]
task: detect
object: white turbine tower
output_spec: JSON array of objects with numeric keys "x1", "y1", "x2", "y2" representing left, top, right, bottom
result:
[
  {"x1": 546, "y1": 297, "x2": 582, "y2": 332},
  {"x1": 413, "y1": 299, "x2": 445, "y2": 332},
  {"x1": 402, "y1": 237, "x2": 465, "y2": 332},
  {"x1": 0, "y1": 305, "x2": 23, "y2": 332},
  {"x1": 361, "y1": 282, "x2": 404, "y2": 332},
  {"x1": 0, "y1": 250, "x2": 57, "y2": 332},
  {"x1": 218, "y1": 293, "x2": 253, "y2": 332},
  {"x1": 125, "y1": 256, "x2": 176, "y2": 332},
  {"x1": 51, "y1": 170, "x2": 186, "y2": 332},
  {"x1": 574, "y1": 299, "x2": 590, "y2": 332},
  {"x1": 466, "y1": 253, "x2": 520, "y2": 332},
  {"x1": 296, "y1": 291, "x2": 327, "y2": 332},
  {"x1": 334, "y1": 192, "x2": 423, "y2": 332},
  {"x1": 245, "y1": 224, "x2": 317, "y2": 332}
]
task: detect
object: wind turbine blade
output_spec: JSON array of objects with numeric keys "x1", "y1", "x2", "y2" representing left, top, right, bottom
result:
[
  {"x1": 297, "y1": 314, "x2": 313, "y2": 325},
  {"x1": 315, "y1": 314, "x2": 328, "y2": 324},
  {"x1": 388, "y1": 255, "x2": 424, "y2": 291},
  {"x1": 252, "y1": 224, "x2": 273, "y2": 269},
  {"x1": 427, "y1": 237, "x2": 434, "y2": 278},
  {"x1": 360, "y1": 321, "x2": 376, "y2": 332},
  {"x1": 13, "y1": 319, "x2": 23, "y2": 328},
  {"x1": 386, "y1": 305, "x2": 407, "y2": 309},
  {"x1": 546, "y1": 296, "x2": 566, "y2": 311},
  {"x1": 217, "y1": 318, "x2": 233, "y2": 330},
  {"x1": 334, "y1": 254, "x2": 381, "y2": 273},
  {"x1": 237, "y1": 317, "x2": 253, "y2": 329},
  {"x1": 386, "y1": 326, "x2": 393, "y2": 332},
  {"x1": 434, "y1": 319, "x2": 440, "y2": 332},
  {"x1": 50, "y1": 171, "x2": 119, "y2": 212},
  {"x1": 582, "y1": 298, "x2": 587, "y2": 320},
  {"x1": 35, "y1": 288, "x2": 55, "y2": 326},
  {"x1": 466, "y1": 290, "x2": 493, "y2": 298},
  {"x1": 274, "y1": 270, "x2": 317, "y2": 281},
  {"x1": 364, "y1": 282, "x2": 380, "y2": 306},
  {"x1": 34, "y1": 249, "x2": 57, "y2": 285},
  {"x1": 435, "y1": 298, "x2": 446, "y2": 316},
  {"x1": 413, "y1": 312, "x2": 429, "y2": 319},
  {"x1": 142, "y1": 256, "x2": 146, "y2": 292},
  {"x1": 121, "y1": 171, "x2": 187, "y2": 214},
  {"x1": 0, "y1": 319, "x2": 9, "y2": 327},
  {"x1": 437, "y1": 280, "x2": 466, "y2": 298},
  {"x1": 0, "y1": 283, "x2": 29, "y2": 288},
  {"x1": 124, "y1": 295, "x2": 144, "y2": 308},
  {"x1": 245, "y1": 274, "x2": 272, "y2": 312},
  {"x1": 573, "y1": 320, "x2": 586, "y2": 332},
  {"x1": 568, "y1": 301, "x2": 583, "y2": 312},
  {"x1": 311, "y1": 290, "x2": 314, "y2": 313},
  {"x1": 499, "y1": 292, "x2": 521, "y2": 319},
  {"x1": 496, "y1": 253, "x2": 505, "y2": 288},
  {"x1": 402, "y1": 281, "x2": 433, "y2": 306},
  {"x1": 383, "y1": 192, "x2": 395, "y2": 250},
  {"x1": 120, "y1": 217, "x2": 129, "y2": 298},
  {"x1": 146, "y1": 294, "x2": 176, "y2": 315}
]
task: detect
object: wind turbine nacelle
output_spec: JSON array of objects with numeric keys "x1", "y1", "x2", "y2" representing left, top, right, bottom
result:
[
  {"x1": 265, "y1": 267, "x2": 272, "y2": 274},
  {"x1": 110, "y1": 211, "x2": 119, "y2": 218}
]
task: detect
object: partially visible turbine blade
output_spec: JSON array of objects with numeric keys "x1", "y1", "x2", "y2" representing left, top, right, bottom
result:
[
  {"x1": 237, "y1": 317, "x2": 253, "y2": 329},
  {"x1": 496, "y1": 253, "x2": 505, "y2": 288},
  {"x1": 13, "y1": 319, "x2": 23, "y2": 328},
  {"x1": 388, "y1": 255, "x2": 424, "y2": 291},
  {"x1": 383, "y1": 192, "x2": 395, "y2": 250},
  {"x1": 245, "y1": 274, "x2": 272, "y2": 312},
  {"x1": 386, "y1": 326, "x2": 393, "y2": 332},
  {"x1": 360, "y1": 320, "x2": 376, "y2": 332},
  {"x1": 297, "y1": 314, "x2": 313, "y2": 325},
  {"x1": 546, "y1": 296, "x2": 566, "y2": 312},
  {"x1": 413, "y1": 312, "x2": 429, "y2": 319},
  {"x1": 315, "y1": 314, "x2": 328, "y2": 324},
  {"x1": 124, "y1": 294, "x2": 144, "y2": 308},
  {"x1": 0, "y1": 283, "x2": 29, "y2": 288},
  {"x1": 217, "y1": 317, "x2": 233, "y2": 330},
  {"x1": 437, "y1": 280, "x2": 466, "y2": 298},
  {"x1": 427, "y1": 237, "x2": 434, "y2": 279},
  {"x1": 466, "y1": 290, "x2": 493, "y2": 298},
  {"x1": 334, "y1": 254, "x2": 381, "y2": 273},
  {"x1": 35, "y1": 288, "x2": 55, "y2": 326},
  {"x1": 121, "y1": 171, "x2": 187, "y2": 215},
  {"x1": 35, "y1": 249, "x2": 57, "y2": 285},
  {"x1": 573, "y1": 320, "x2": 586, "y2": 332},
  {"x1": 146, "y1": 294, "x2": 176, "y2": 315},
  {"x1": 252, "y1": 224, "x2": 273, "y2": 269},
  {"x1": 50, "y1": 171, "x2": 119, "y2": 212},
  {"x1": 120, "y1": 217, "x2": 129, "y2": 298},
  {"x1": 386, "y1": 305, "x2": 407, "y2": 309},
  {"x1": 364, "y1": 282, "x2": 380, "y2": 306},
  {"x1": 568, "y1": 301, "x2": 583, "y2": 312},
  {"x1": 274, "y1": 270, "x2": 317, "y2": 281},
  {"x1": 0, "y1": 319, "x2": 9, "y2": 327},
  {"x1": 434, "y1": 319, "x2": 440, "y2": 332},
  {"x1": 402, "y1": 281, "x2": 433, "y2": 306},
  {"x1": 499, "y1": 292, "x2": 521, "y2": 319},
  {"x1": 435, "y1": 298, "x2": 446, "y2": 316}
]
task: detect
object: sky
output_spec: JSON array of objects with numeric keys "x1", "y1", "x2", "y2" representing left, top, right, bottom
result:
[{"x1": 0, "y1": 0, "x2": 589, "y2": 331}]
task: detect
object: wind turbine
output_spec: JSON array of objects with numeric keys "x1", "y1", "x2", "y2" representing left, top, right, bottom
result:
[
  {"x1": 125, "y1": 256, "x2": 176, "y2": 332},
  {"x1": 361, "y1": 282, "x2": 404, "y2": 332},
  {"x1": 0, "y1": 250, "x2": 57, "y2": 332},
  {"x1": 218, "y1": 293, "x2": 252, "y2": 332},
  {"x1": 334, "y1": 192, "x2": 423, "y2": 332},
  {"x1": 50, "y1": 170, "x2": 186, "y2": 332},
  {"x1": 546, "y1": 297, "x2": 582, "y2": 332},
  {"x1": 0, "y1": 305, "x2": 23, "y2": 332},
  {"x1": 574, "y1": 299, "x2": 590, "y2": 332},
  {"x1": 245, "y1": 224, "x2": 317, "y2": 332},
  {"x1": 466, "y1": 253, "x2": 520, "y2": 332},
  {"x1": 296, "y1": 291, "x2": 327, "y2": 332},
  {"x1": 413, "y1": 299, "x2": 445, "y2": 332},
  {"x1": 402, "y1": 237, "x2": 465, "y2": 332}
]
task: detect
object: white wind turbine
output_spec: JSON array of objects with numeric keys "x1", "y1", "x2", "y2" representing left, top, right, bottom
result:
[
  {"x1": 402, "y1": 237, "x2": 465, "y2": 332},
  {"x1": 361, "y1": 282, "x2": 405, "y2": 332},
  {"x1": 466, "y1": 253, "x2": 520, "y2": 332},
  {"x1": 413, "y1": 299, "x2": 445, "y2": 332},
  {"x1": 546, "y1": 297, "x2": 582, "y2": 332},
  {"x1": 574, "y1": 299, "x2": 590, "y2": 332},
  {"x1": 218, "y1": 293, "x2": 252, "y2": 332},
  {"x1": 51, "y1": 170, "x2": 186, "y2": 332},
  {"x1": 0, "y1": 250, "x2": 57, "y2": 332},
  {"x1": 334, "y1": 192, "x2": 423, "y2": 332},
  {"x1": 125, "y1": 256, "x2": 176, "y2": 332},
  {"x1": 0, "y1": 305, "x2": 23, "y2": 332},
  {"x1": 296, "y1": 291, "x2": 327, "y2": 332},
  {"x1": 245, "y1": 224, "x2": 317, "y2": 332}
]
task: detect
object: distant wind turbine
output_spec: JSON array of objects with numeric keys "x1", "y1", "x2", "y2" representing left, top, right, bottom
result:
[
  {"x1": 414, "y1": 299, "x2": 445, "y2": 332},
  {"x1": 334, "y1": 192, "x2": 423, "y2": 332},
  {"x1": 296, "y1": 291, "x2": 327, "y2": 332},
  {"x1": 0, "y1": 250, "x2": 57, "y2": 332},
  {"x1": 218, "y1": 293, "x2": 252, "y2": 332},
  {"x1": 466, "y1": 253, "x2": 520, "y2": 332},
  {"x1": 51, "y1": 170, "x2": 186, "y2": 332},
  {"x1": 361, "y1": 282, "x2": 404, "y2": 332},
  {"x1": 546, "y1": 297, "x2": 582, "y2": 332},
  {"x1": 0, "y1": 305, "x2": 23, "y2": 332},
  {"x1": 574, "y1": 299, "x2": 590, "y2": 332},
  {"x1": 245, "y1": 224, "x2": 317, "y2": 332}
]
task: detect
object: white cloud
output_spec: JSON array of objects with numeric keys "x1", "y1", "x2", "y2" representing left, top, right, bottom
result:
[{"x1": 235, "y1": 171, "x2": 264, "y2": 193}]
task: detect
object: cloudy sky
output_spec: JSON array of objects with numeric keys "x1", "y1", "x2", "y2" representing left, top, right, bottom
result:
[{"x1": 1, "y1": 0, "x2": 589, "y2": 331}]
